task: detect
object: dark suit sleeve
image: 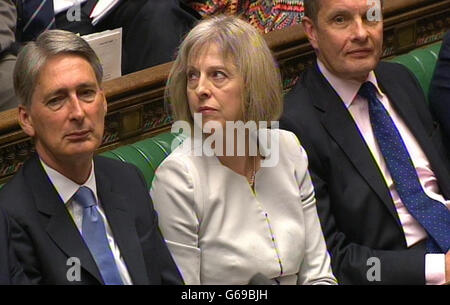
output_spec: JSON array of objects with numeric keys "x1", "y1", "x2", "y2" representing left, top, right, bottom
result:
[
  {"x1": 429, "y1": 31, "x2": 450, "y2": 147},
  {"x1": 150, "y1": 204, "x2": 185, "y2": 285},
  {"x1": 7, "y1": 215, "x2": 42, "y2": 284},
  {"x1": 0, "y1": 209, "x2": 30, "y2": 285},
  {"x1": 398, "y1": 60, "x2": 450, "y2": 178},
  {"x1": 131, "y1": 165, "x2": 184, "y2": 285}
]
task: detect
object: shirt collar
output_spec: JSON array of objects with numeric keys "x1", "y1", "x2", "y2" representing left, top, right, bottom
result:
[
  {"x1": 317, "y1": 59, "x2": 384, "y2": 108},
  {"x1": 40, "y1": 159, "x2": 98, "y2": 205}
]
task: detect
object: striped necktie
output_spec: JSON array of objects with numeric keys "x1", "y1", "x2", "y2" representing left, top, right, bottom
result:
[{"x1": 21, "y1": 0, "x2": 56, "y2": 41}]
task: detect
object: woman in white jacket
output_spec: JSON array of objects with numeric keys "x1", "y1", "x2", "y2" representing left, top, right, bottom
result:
[{"x1": 151, "y1": 15, "x2": 336, "y2": 285}]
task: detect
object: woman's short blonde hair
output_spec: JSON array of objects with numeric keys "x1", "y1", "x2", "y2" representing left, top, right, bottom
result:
[{"x1": 165, "y1": 15, "x2": 283, "y2": 129}]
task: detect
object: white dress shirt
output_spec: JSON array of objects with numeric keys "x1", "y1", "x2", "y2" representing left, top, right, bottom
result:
[
  {"x1": 317, "y1": 59, "x2": 448, "y2": 285},
  {"x1": 41, "y1": 159, "x2": 132, "y2": 285}
]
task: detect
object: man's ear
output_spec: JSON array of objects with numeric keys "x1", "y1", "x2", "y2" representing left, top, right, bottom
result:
[
  {"x1": 18, "y1": 105, "x2": 36, "y2": 137},
  {"x1": 302, "y1": 16, "x2": 319, "y2": 50}
]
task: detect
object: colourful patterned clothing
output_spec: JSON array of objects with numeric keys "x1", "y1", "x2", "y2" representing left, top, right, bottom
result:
[{"x1": 188, "y1": 0, "x2": 304, "y2": 33}]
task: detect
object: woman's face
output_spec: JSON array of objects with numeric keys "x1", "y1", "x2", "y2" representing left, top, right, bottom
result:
[{"x1": 186, "y1": 43, "x2": 244, "y2": 130}]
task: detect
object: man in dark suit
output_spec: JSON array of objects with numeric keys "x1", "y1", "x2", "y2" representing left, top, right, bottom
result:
[
  {"x1": 0, "y1": 29, "x2": 183, "y2": 285},
  {"x1": 280, "y1": 0, "x2": 450, "y2": 284},
  {"x1": 0, "y1": 208, "x2": 29, "y2": 284},
  {"x1": 429, "y1": 30, "x2": 450, "y2": 151}
]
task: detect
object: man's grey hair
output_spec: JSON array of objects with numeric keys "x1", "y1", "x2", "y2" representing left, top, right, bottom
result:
[{"x1": 13, "y1": 29, "x2": 103, "y2": 107}]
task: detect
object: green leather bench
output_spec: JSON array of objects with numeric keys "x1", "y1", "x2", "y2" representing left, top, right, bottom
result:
[
  {"x1": 100, "y1": 132, "x2": 186, "y2": 189},
  {"x1": 389, "y1": 41, "x2": 442, "y2": 100},
  {"x1": 102, "y1": 41, "x2": 441, "y2": 189}
]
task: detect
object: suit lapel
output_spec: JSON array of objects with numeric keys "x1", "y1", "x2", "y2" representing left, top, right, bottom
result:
[
  {"x1": 24, "y1": 155, "x2": 103, "y2": 283},
  {"x1": 95, "y1": 162, "x2": 149, "y2": 285},
  {"x1": 306, "y1": 65, "x2": 402, "y2": 226},
  {"x1": 375, "y1": 67, "x2": 438, "y2": 164}
]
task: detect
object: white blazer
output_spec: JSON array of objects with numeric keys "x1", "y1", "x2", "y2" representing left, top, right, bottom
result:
[{"x1": 151, "y1": 129, "x2": 336, "y2": 285}]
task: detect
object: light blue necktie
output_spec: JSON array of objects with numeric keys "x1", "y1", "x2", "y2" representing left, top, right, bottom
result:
[
  {"x1": 21, "y1": 0, "x2": 56, "y2": 41},
  {"x1": 73, "y1": 186, "x2": 123, "y2": 284},
  {"x1": 358, "y1": 82, "x2": 450, "y2": 253}
]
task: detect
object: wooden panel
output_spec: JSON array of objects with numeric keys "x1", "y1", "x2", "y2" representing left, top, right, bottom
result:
[{"x1": 0, "y1": 0, "x2": 448, "y2": 184}]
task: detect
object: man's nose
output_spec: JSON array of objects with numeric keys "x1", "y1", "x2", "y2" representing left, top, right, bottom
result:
[
  {"x1": 351, "y1": 18, "x2": 369, "y2": 42},
  {"x1": 68, "y1": 95, "x2": 85, "y2": 121}
]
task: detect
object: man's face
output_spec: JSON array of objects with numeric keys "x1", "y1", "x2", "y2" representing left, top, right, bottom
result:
[
  {"x1": 19, "y1": 54, "x2": 107, "y2": 166},
  {"x1": 303, "y1": 0, "x2": 383, "y2": 82}
]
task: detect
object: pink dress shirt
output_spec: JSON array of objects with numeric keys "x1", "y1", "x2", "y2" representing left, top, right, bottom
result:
[{"x1": 317, "y1": 60, "x2": 449, "y2": 285}]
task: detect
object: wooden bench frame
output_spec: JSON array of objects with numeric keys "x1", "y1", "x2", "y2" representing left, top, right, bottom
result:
[{"x1": 0, "y1": 0, "x2": 448, "y2": 183}]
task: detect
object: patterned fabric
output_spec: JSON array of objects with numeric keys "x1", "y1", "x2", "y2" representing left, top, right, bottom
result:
[
  {"x1": 188, "y1": 0, "x2": 304, "y2": 33},
  {"x1": 358, "y1": 82, "x2": 450, "y2": 253},
  {"x1": 189, "y1": 0, "x2": 240, "y2": 15}
]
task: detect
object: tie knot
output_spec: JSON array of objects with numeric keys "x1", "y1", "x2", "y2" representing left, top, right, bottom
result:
[
  {"x1": 358, "y1": 81, "x2": 377, "y2": 101},
  {"x1": 73, "y1": 186, "x2": 96, "y2": 209}
]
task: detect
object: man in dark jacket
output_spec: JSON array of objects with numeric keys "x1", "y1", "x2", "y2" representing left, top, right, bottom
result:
[{"x1": 280, "y1": 0, "x2": 450, "y2": 284}]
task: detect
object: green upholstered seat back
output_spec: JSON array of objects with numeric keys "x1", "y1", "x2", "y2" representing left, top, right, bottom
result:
[
  {"x1": 388, "y1": 42, "x2": 442, "y2": 100},
  {"x1": 99, "y1": 132, "x2": 187, "y2": 189}
]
